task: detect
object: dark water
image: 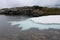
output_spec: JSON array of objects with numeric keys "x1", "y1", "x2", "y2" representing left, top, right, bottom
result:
[{"x1": 0, "y1": 15, "x2": 31, "y2": 31}]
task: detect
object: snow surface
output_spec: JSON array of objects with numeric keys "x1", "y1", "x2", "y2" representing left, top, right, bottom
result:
[{"x1": 31, "y1": 15, "x2": 60, "y2": 23}]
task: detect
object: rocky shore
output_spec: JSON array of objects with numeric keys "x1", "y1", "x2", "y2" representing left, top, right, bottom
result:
[
  {"x1": 0, "y1": 6, "x2": 43, "y2": 17},
  {"x1": 0, "y1": 6, "x2": 60, "y2": 17}
]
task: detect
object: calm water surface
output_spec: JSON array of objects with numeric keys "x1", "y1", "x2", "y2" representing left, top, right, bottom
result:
[{"x1": 0, "y1": 15, "x2": 60, "y2": 30}]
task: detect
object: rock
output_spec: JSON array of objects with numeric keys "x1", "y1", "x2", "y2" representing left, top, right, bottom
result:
[{"x1": 0, "y1": 6, "x2": 43, "y2": 17}]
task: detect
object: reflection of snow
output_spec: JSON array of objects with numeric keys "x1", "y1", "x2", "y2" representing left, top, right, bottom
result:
[{"x1": 8, "y1": 15, "x2": 60, "y2": 30}]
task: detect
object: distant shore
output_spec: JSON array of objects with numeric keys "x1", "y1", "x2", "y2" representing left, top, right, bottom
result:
[{"x1": 0, "y1": 6, "x2": 60, "y2": 17}]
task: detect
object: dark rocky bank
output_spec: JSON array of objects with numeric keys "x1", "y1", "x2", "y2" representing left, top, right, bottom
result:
[
  {"x1": 0, "y1": 6, "x2": 60, "y2": 17},
  {"x1": 0, "y1": 6, "x2": 43, "y2": 17}
]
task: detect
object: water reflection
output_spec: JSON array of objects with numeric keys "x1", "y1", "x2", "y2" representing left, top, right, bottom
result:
[
  {"x1": 0, "y1": 15, "x2": 31, "y2": 31},
  {"x1": 0, "y1": 15, "x2": 60, "y2": 30}
]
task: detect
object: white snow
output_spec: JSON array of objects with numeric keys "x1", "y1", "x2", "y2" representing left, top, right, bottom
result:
[{"x1": 31, "y1": 15, "x2": 60, "y2": 23}]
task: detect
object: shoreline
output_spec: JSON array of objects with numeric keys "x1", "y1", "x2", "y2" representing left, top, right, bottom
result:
[{"x1": 0, "y1": 6, "x2": 60, "y2": 17}]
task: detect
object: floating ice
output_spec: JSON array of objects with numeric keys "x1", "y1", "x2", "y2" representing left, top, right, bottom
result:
[
  {"x1": 31, "y1": 15, "x2": 60, "y2": 24},
  {"x1": 8, "y1": 15, "x2": 60, "y2": 30}
]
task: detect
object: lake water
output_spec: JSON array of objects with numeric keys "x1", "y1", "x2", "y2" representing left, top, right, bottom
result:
[{"x1": 0, "y1": 15, "x2": 60, "y2": 30}]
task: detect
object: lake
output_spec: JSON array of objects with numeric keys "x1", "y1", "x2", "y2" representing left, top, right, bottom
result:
[{"x1": 0, "y1": 15, "x2": 60, "y2": 30}]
